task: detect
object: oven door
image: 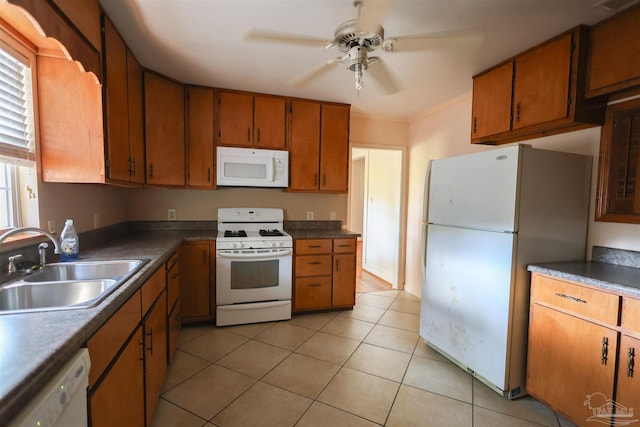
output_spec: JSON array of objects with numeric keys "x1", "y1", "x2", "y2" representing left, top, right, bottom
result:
[{"x1": 216, "y1": 248, "x2": 292, "y2": 305}]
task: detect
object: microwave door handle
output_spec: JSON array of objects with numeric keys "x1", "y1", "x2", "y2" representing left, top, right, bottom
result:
[{"x1": 272, "y1": 157, "x2": 277, "y2": 182}]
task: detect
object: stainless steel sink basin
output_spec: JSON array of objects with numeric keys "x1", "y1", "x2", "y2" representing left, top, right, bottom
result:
[
  {"x1": 24, "y1": 260, "x2": 145, "y2": 283},
  {"x1": 0, "y1": 259, "x2": 148, "y2": 314},
  {"x1": 0, "y1": 279, "x2": 117, "y2": 312}
]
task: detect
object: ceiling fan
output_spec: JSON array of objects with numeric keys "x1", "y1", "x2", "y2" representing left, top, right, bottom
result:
[{"x1": 245, "y1": 0, "x2": 485, "y2": 95}]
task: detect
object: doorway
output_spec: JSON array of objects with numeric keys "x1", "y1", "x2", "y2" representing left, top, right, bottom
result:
[{"x1": 350, "y1": 147, "x2": 404, "y2": 289}]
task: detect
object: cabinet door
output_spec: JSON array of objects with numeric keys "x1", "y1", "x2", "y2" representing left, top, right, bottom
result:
[
  {"x1": 103, "y1": 16, "x2": 130, "y2": 183},
  {"x1": 127, "y1": 50, "x2": 145, "y2": 184},
  {"x1": 333, "y1": 253, "x2": 356, "y2": 307},
  {"x1": 289, "y1": 100, "x2": 321, "y2": 191},
  {"x1": 179, "y1": 243, "x2": 212, "y2": 321},
  {"x1": 320, "y1": 104, "x2": 350, "y2": 192},
  {"x1": 187, "y1": 87, "x2": 215, "y2": 188},
  {"x1": 295, "y1": 277, "x2": 332, "y2": 310},
  {"x1": 144, "y1": 72, "x2": 185, "y2": 186},
  {"x1": 51, "y1": 0, "x2": 101, "y2": 51},
  {"x1": 254, "y1": 95, "x2": 285, "y2": 149},
  {"x1": 527, "y1": 304, "x2": 617, "y2": 424},
  {"x1": 512, "y1": 33, "x2": 572, "y2": 130},
  {"x1": 616, "y1": 334, "x2": 640, "y2": 412},
  {"x1": 90, "y1": 328, "x2": 145, "y2": 427},
  {"x1": 144, "y1": 292, "x2": 167, "y2": 423},
  {"x1": 471, "y1": 62, "x2": 513, "y2": 140},
  {"x1": 218, "y1": 91, "x2": 253, "y2": 147},
  {"x1": 587, "y1": 5, "x2": 640, "y2": 97}
]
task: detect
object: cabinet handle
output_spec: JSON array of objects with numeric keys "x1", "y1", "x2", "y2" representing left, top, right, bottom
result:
[
  {"x1": 127, "y1": 156, "x2": 132, "y2": 175},
  {"x1": 628, "y1": 347, "x2": 636, "y2": 378},
  {"x1": 473, "y1": 117, "x2": 477, "y2": 134},
  {"x1": 307, "y1": 261, "x2": 321, "y2": 265},
  {"x1": 149, "y1": 163, "x2": 154, "y2": 179},
  {"x1": 170, "y1": 273, "x2": 178, "y2": 280},
  {"x1": 257, "y1": 128, "x2": 261, "y2": 142},
  {"x1": 132, "y1": 157, "x2": 136, "y2": 176},
  {"x1": 601, "y1": 337, "x2": 608, "y2": 365},
  {"x1": 554, "y1": 293, "x2": 587, "y2": 304},
  {"x1": 208, "y1": 167, "x2": 211, "y2": 182},
  {"x1": 147, "y1": 327, "x2": 154, "y2": 355},
  {"x1": 516, "y1": 103, "x2": 521, "y2": 122},
  {"x1": 247, "y1": 127, "x2": 251, "y2": 141},
  {"x1": 337, "y1": 244, "x2": 351, "y2": 247},
  {"x1": 308, "y1": 245, "x2": 322, "y2": 248},
  {"x1": 307, "y1": 283, "x2": 321, "y2": 287}
]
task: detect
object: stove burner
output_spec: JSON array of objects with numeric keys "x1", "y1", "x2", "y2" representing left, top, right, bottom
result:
[
  {"x1": 259, "y1": 229, "x2": 284, "y2": 237},
  {"x1": 224, "y1": 230, "x2": 247, "y2": 238}
]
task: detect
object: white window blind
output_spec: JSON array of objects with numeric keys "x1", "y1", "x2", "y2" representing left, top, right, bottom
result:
[{"x1": 0, "y1": 44, "x2": 34, "y2": 166}]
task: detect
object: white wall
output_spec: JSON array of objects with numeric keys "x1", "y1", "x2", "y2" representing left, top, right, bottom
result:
[{"x1": 404, "y1": 92, "x2": 640, "y2": 298}]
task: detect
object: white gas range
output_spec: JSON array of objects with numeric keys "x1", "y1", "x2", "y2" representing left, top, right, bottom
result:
[{"x1": 215, "y1": 208, "x2": 293, "y2": 326}]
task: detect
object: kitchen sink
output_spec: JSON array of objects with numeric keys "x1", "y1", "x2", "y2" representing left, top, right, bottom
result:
[
  {"x1": 0, "y1": 259, "x2": 148, "y2": 314},
  {"x1": 23, "y1": 260, "x2": 145, "y2": 283},
  {"x1": 0, "y1": 279, "x2": 118, "y2": 312}
]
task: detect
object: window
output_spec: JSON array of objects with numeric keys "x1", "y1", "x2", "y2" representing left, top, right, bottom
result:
[{"x1": 0, "y1": 33, "x2": 37, "y2": 232}]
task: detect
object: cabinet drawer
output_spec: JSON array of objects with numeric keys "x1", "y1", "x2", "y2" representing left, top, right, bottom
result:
[
  {"x1": 333, "y1": 238, "x2": 356, "y2": 253},
  {"x1": 295, "y1": 255, "x2": 332, "y2": 277},
  {"x1": 87, "y1": 290, "x2": 141, "y2": 387},
  {"x1": 295, "y1": 277, "x2": 332, "y2": 310},
  {"x1": 622, "y1": 297, "x2": 640, "y2": 331},
  {"x1": 141, "y1": 268, "x2": 165, "y2": 315},
  {"x1": 531, "y1": 274, "x2": 620, "y2": 325},
  {"x1": 296, "y1": 239, "x2": 332, "y2": 255}
]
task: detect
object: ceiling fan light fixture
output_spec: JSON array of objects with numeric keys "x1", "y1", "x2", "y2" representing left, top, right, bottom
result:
[{"x1": 348, "y1": 45, "x2": 368, "y2": 91}]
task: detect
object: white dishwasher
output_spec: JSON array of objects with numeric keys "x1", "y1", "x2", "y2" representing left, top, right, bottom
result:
[{"x1": 10, "y1": 348, "x2": 91, "y2": 427}]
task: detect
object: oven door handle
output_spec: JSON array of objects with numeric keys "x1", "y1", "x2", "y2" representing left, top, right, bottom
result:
[{"x1": 217, "y1": 249, "x2": 293, "y2": 259}]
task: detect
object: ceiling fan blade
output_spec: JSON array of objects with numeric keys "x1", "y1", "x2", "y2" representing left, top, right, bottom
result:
[
  {"x1": 289, "y1": 56, "x2": 348, "y2": 87},
  {"x1": 355, "y1": 0, "x2": 392, "y2": 33},
  {"x1": 245, "y1": 30, "x2": 332, "y2": 48},
  {"x1": 366, "y1": 57, "x2": 401, "y2": 95},
  {"x1": 384, "y1": 29, "x2": 486, "y2": 52}
]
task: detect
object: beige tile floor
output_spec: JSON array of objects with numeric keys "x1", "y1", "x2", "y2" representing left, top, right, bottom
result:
[{"x1": 151, "y1": 290, "x2": 577, "y2": 427}]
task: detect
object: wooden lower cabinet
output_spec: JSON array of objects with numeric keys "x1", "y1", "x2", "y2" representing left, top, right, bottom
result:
[
  {"x1": 526, "y1": 273, "x2": 640, "y2": 426},
  {"x1": 144, "y1": 291, "x2": 167, "y2": 423},
  {"x1": 527, "y1": 303, "x2": 617, "y2": 422},
  {"x1": 293, "y1": 238, "x2": 356, "y2": 312},
  {"x1": 180, "y1": 241, "x2": 215, "y2": 322},
  {"x1": 90, "y1": 327, "x2": 145, "y2": 427},
  {"x1": 166, "y1": 254, "x2": 181, "y2": 363}
]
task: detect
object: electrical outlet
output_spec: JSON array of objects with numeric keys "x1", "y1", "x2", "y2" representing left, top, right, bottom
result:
[
  {"x1": 306, "y1": 211, "x2": 314, "y2": 220},
  {"x1": 93, "y1": 213, "x2": 101, "y2": 229},
  {"x1": 168, "y1": 209, "x2": 177, "y2": 221},
  {"x1": 47, "y1": 220, "x2": 56, "y2": 234},
  {"x1": 330, "y1": 211, "x2": 336, "y2": 220}
]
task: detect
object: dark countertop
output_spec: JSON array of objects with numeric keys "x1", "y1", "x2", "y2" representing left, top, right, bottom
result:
[
  {"x1": 528, "y1": 261, "x2": 640, "y2": 299},
  {"x1": 0, "y1": 225, "x2": 357, "y2": 423}
]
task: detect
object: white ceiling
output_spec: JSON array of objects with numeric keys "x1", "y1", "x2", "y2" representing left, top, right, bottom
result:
[{"x1": 98, "y1": 0, "x2": 623, "y2": 120}]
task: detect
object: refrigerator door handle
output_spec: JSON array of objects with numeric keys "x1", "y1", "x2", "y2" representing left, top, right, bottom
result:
[{"x1": 421, "y1": 222, "x2": 428, "y2": 281}]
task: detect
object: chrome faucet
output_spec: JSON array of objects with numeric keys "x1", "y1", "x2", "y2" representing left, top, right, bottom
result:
[{"x1": 0, "y1": 227, "x2": 62, "y2": 272}]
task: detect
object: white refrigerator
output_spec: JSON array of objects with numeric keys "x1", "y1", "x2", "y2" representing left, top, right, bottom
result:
[{"x1": 419, "y1": 144, "x2": 591, "y2": 399}]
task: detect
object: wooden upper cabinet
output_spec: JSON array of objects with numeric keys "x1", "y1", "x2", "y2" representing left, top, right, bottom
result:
[
  {"x1": 186, "y1": 86, "x2": 215, "y2": 188},
  {"x1": 254, "y1": 95, "x2": 286, "y2": 148},
  {"x1": 127, "y1": 50, "x2": 144, "y2": 184},
  {"x1": 471, "y1": 26, "x2": 605, "y2": 145},
  {"x1": 289, "y1": 100, "x2": 321, "y2": 191},
  {"x1": 103, "y1": 16, "x2": 130, "y2": 183},
  {"x1": 51, "y1": 0, "x2": 101, "y2": 51},
  {"x1": 218, "y1": 91, "x2": 286, "y2": 148},
  {"x1": 144, "y1": 72, "x2": 185, "y2": 186},
  {"x1": 512, "y1": 33, "x2": 571, "y2": 130},
  {"x1": 586, "y1": 4, "x2": 640, "y2": 98},
  {"x1": 471, "y1": 62, "x2": 513, "y2": 140},
  {"x1": 218, "y1": 91, "x2": 253, "y2": 147},
  {"x1": 320, "y1": 103, "x2": 350, "y2": 192}
]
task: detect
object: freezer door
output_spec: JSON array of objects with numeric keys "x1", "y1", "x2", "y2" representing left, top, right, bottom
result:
[
  {"x1": 428, "y1": 145, "x2": 520, "y2": 232},
  {"x1": 420, "y1": 224, "x2": 516, "y2": 390}
]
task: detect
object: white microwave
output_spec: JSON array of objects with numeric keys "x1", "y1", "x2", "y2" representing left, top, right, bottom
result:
[{"x1": 216, "y1": 146, "x2": 289, "y2": 188}]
